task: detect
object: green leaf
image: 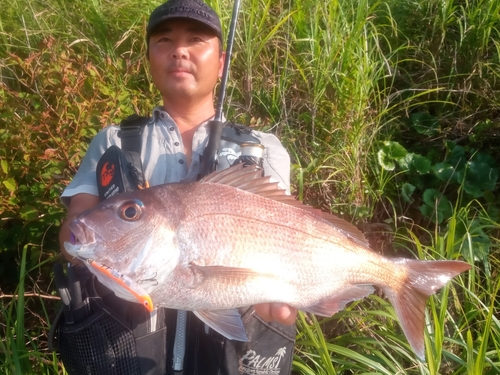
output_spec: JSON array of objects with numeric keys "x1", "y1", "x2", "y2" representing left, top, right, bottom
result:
[
  {"x1": 19, "y1": 205, "x2": 39, "y2": 221},
  {"x1": 8, "y1": 196, "x2": 19, "y2": 205},
  {"x1": 422, "y1": 188, "x2": 440, "y2": 207},
  {"x1": 381, "y1": 141, "x2": 407, "y2": 160},
  {"x1": 377, "y1": 149, "x2": 395, "y2": 171},
  {"x1": 412, "y1": 154, "x2": 431, "y2": 174},
  {"x1": 462, "y1": 183, "x2": 483, "y2": 198},
  {"x1": 117, "y1": 90, "x2": 129, "y2": 101},
  {"x1": 468, "y1": 236, "x2": 490, "y2": 262},
  {"x1": 483, "y1": 190, "x2": 495, "y2": 203},
  {"x1": 420, "y1": 203, "x2": 450, "y2": 224},
  {"x1": 409, "y1": 112, "x2": 439, "y2": 135},
  {"x1": 378, "y1": 141, "x2": 409, "y2": 171},
  {"x1": 420, "y1": 203, "x2": 435, "y2": 220},
  {"x1": 397, "y1": 152, "x2": 413, "y2": 170},
  {"x1": 98, "y1": 84, "x2": 113, "y2": 96},
  {"x1": 433, "y1": 162, "x2": 455, "y2": 182},
  {"x1": 1, "y1": 159, "x2": 8, "y2": 174},
  {"x1": 487, "y1": 206, "x2": 499, "y2": 222},
  {"x1": 421, "y1": 189, "x2": 452, "y2": 223},
  {"x1": 3, "y1": 178, "x2": 16, "y2": 192},
  {"x1": 473, "y1": 152, "x2": 496, "y2": 166},
  {"x1": 401, "y1": 183, "x2": 416, "y2": 203},
  {"x1": 456, "y1": 161, "x2": 499, "y2": 197},
  {"x1": 456, "y1": 220, "x2": 491, "y2": 262},
  {"x1": 467, "y1": 161, "x2": 498, "y2": 191},
  {"x1": 447, "y1": 144, "x2": 466, "y2": 169}
]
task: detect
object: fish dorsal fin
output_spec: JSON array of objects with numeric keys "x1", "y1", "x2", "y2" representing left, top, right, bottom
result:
[
  {"x1": 200, "y1": 163, "x2": 264, "y2": 185},
  {"x1": 201, "y1": 165, "x2": 369, "y2": 248}
]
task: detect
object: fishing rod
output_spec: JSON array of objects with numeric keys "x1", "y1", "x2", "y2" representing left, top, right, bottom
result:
[
  {"x1": 214, "y1": 0, "x2": 241, "y2": 122},
  {"x1": 200, "y1": 0, "x2": 242, "y2": 178}
]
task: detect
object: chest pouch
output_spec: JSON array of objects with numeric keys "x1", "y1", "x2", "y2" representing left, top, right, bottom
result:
[
  {"x1": 96, "y1": 145, "x2": 146, "y2": 200},
  {"x1": 96, "y1": 114, "x2": 150, "y2": 200}
]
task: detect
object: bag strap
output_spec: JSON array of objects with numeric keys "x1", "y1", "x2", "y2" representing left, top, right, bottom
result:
[
  {"x1": 119, "y1": 114, "x2": 151, "y2": 154},
  {"x1": 224, "y1": 121, "x2": 254, "y2": 135}
]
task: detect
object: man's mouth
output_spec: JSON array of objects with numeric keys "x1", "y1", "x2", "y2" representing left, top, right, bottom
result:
[
  {"x1": 168, "y1": 63, "x2": 193, "y2": 75},
  {"x1": 169, "y1": 70, "x2": 192, "y2": 77}
]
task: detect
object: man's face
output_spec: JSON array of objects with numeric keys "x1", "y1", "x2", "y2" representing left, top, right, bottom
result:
[{"x1": 148, "y1": 18, "x2": 225, "y2": 102}]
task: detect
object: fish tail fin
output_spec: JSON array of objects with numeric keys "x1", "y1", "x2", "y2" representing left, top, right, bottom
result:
[{"x1": 383, "y1": 259, "x2": 470, "y2": 360}]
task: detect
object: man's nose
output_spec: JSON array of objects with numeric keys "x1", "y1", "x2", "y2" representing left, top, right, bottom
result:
[{"x1": 171, "y1": 43, "x2": 189, "y2": 59}]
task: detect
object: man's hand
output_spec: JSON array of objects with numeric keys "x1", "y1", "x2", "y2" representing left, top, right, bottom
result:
[{"x1": 254, "y1": 303, "x2": 297, "y2": 325}]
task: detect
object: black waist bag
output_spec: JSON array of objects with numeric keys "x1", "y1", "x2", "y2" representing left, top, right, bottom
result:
[
  {"x1": 50, "y1": 267, "x2": 168, "y2": 375},
  {"x1": 183, "y1": 307, "x2": 296, "y2": 375}
]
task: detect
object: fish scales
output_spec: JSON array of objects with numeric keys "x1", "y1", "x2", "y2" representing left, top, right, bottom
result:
[
  {"x1": 64, "y1": 164, "x2": 471, "y2": 360},
  {"x1": 176, "y1": 182, "x2": 362, "y2": 268},
  {"x1": 170, "y1": 183, "x2": 372, "y2": 306}
]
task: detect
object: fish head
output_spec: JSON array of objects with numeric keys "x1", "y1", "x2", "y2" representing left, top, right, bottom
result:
[{"x1": 64, "y1": 189, "x2": 182, "y2": 309}]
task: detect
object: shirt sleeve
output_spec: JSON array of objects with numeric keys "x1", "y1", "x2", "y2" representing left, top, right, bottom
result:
[
  {"x1": 60, "y1": 126, "x2": 119, "y2": 207},
  {"x1": 252, "y1": 131, "x2": 291, "y2": 194}
]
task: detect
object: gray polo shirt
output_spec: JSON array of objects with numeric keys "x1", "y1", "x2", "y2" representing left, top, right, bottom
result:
[{"x1": 61, "y1": 107, "x2": 290, "y2": 207}]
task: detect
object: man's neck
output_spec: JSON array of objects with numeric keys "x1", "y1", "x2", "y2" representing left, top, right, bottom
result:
[
  {"x1": 162, "y1": 95, "x2": 216, "y2": 133},
  {"x1": 162, "y1": 95, "x2": 216, "y2": 166}
]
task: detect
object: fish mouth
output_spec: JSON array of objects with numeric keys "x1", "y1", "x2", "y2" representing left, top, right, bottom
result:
[
  {"x1": 64, "y1": 219, "x2": 98, "y2": 259},
  {"x1": 88, "y1": 260, "x2": 154, "y2": 312},
  {"x1": 69, "y1": 220, "x2": 96, "y2": 246}
]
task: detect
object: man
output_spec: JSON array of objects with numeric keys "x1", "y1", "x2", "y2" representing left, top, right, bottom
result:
[{"x1": 58, "y1": 0, "x2": 297, "y2": 374}]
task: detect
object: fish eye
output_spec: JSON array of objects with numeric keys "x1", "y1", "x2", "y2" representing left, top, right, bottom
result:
[{"x1": 119, "y1": 201, "x2": 143, "y2": 221}]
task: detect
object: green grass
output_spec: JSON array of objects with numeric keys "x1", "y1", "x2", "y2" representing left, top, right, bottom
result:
[
  {"x1": 1, "y1": 0, "x2": 499, "y2": 373},
  {"x1": 1, "y1": 245, "x2": 64, "y2": 375}
]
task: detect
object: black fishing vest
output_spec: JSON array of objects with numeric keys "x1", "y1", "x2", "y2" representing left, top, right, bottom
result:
[{"x1": 50, "y1": 114, "x2": 295, "y2": 375}]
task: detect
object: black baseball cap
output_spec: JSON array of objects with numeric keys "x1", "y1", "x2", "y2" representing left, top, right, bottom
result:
[{"x1": 147, "y1": 0, "x2": 222, "y2": 42}]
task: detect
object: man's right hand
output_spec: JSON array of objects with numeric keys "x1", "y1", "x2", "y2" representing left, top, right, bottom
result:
[
  {"x1": 254, "y1": 303, "x2": 297, "y2": 325},
  {"x1": 59, "y1": 193, "x2": 100, "y2": 265}
]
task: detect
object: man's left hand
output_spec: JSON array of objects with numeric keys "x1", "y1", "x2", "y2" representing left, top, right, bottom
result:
[{"x1": 254, "y1": 303, "x2": 297, "y2": 325}]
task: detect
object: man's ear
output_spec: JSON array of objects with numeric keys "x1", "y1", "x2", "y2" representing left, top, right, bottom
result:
[{"x1": 218, "y1": 51, "x2": 226, "y2": 78}]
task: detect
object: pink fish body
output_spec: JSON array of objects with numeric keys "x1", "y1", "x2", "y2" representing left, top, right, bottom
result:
[{"x1": 65, "y1": 165, "x2": 470, "y2": 360}]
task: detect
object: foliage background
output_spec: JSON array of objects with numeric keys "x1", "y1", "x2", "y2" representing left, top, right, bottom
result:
[{"x1": 1, "y1": 0, "x2": 499, "y2": 373}]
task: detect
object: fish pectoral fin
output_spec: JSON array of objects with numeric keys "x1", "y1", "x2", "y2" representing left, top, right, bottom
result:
[
  {"x1": 189, "y1": 264, "x2": 269, "y2": 285},
  {"x1": 193, "y1": 309, "x2": 249, "y2": 342},
  {"x1": 303, "y1": 285, "x2": 375, "y2": 317}
]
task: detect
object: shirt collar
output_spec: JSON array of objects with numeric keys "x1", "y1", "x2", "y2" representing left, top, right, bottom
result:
[{"x1": 151, "y1": 106, "x2": 226, "y2": 130}]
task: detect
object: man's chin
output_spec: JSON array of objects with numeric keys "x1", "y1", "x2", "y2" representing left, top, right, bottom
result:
[{"x1": 162, "y1": 87, "x2": 208, "y2": 102}]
